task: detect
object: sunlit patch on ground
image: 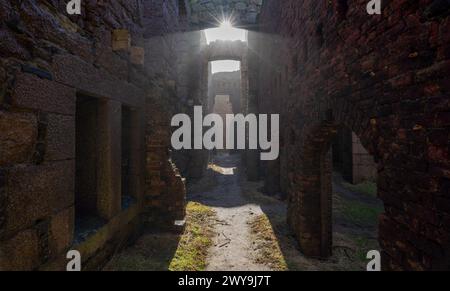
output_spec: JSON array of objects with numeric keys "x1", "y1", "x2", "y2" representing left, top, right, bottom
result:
[
  {"x1": 104, "y1": 202, "x2": 216, "y2": 271},
  {"x1": 208, "y1": 163, "x2": 236, "y2": 175}
]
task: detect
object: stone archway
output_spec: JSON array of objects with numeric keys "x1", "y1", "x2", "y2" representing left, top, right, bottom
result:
[{"x1": 201, "y1": 40, "x2": 249, "y2": 114}]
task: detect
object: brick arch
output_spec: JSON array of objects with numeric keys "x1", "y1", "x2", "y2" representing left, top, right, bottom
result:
[
  {"x1": 286, "y1": 100, "x2": 380, "y2": 258},
  {"x1": 241, "y1": 0, "x2": 450, "y2": 270},
  {"x1": 286, "y1": 90, "x2": 449, "y2": 269}
]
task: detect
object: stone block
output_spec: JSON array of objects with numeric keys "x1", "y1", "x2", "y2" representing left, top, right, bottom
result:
[
  {"x1": 45, "y1": 114, "x2": 75, "y2": 161},
  {"x1": 49, "y1": 206, "x2": 74, "y2": 256},
  {"x1": 130, "y1": 46, "x2": 145, "y2": 65},
  {"x1": 2, "y1": 161, "x2": 74, "y2": 238},
  {"x1": 13, "y1": 73, "x2": 76, "y2": 115},
  {"x1": 0, "y1": 111, "x2": 37, "y2": 167},
  {"x1": 0, "y1": 228, "x2": 40, "y2": 271},
  {"x1": 112, "y1": 29, "x2": 131, "y2": 51},
  {"x1": 94, "y1": 45, "x2": 129, "y2": 80},
  {"x1": 51, "y1": 54, "x2": 144, "y2": 108}
]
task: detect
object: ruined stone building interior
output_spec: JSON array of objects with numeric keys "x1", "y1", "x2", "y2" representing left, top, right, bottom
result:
[{"x1": 0, "y1": 0, "x2": 449, "y2": 272}]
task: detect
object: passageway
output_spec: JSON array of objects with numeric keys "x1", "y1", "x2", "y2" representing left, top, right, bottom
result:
[
  {"x1": 188, "y1": 153, "x2": 271, "y2": 271},
  {"x1": 1, "y1": 0, "x2": 448, "y2": 272},
  {"x1": 107, "y1": 150, "x2": 382, "y2": 271}
]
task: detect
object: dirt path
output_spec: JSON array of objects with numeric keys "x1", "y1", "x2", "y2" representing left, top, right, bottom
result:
[{"x1": 188, "y1": 153, "x2": 272, "y2": 271}]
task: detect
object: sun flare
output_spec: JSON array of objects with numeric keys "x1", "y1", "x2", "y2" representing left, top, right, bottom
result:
[
  {"x1": 203, "y1": 21, "x2": 246, "y2": 44},
  {"x1": 220, "y1": 20, "x2": 232, "y2": 28}
]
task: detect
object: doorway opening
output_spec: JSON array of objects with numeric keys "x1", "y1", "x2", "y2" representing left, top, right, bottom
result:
[
  {"x1": 121, "y1": 105, "x2": 136, "y2": 210},
  {"x1": 74, "y1": 93, "x2": 105, "y2": 243},
  {"x1": 330, "y1": 127, "x2": 383, "y2": 267},
  {"x1": 208, "y1": 62, "x2": 242, "y2": 155}
]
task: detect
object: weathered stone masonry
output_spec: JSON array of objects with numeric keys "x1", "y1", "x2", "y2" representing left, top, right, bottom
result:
[{"x1": 0, "y1": 0, "x2": 189, "y2": 270}]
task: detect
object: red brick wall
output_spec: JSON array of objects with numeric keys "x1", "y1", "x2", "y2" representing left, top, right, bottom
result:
[{"x1": 256, "y1": 0, "x2": 450, "y2": 270}]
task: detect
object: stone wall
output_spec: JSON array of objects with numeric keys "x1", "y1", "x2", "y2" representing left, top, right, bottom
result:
[
  {"x1": 333, "y1": 128, "x2": 377, "y2": 184},
  {"x1": 256, "y1": 0, "x2": 450, "y2": 270},
  {"x1": 170, "y1": 30, "x2": 208, "y2": 179},
  {"x1": 247, "y1": 2, "x2": 286, "y2": 190},
  {"x1": 351, "y1": 131, "x2": 377, "y2": 184},
  {"x1": 0, "y1": 0, "x2": 188, "y2": 270}
]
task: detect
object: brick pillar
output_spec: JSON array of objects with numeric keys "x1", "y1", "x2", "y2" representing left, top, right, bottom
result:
[
  {"x1": 289, "y1": 150, "x2": 333, "y2": 258},
  {"x1": 143, "y1": 99, "x2": 186, "y2": 230},
  {"x1": 320, "y1": 150, "x2": 333, "y2": 257},
  {"x1": 288, "y1": 123, "x2": 336, "y2": 258}
]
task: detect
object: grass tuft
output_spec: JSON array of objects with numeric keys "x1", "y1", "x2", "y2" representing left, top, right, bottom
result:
[
  {"x1": 341, "y1": 200, "x2": 383, "y2": 226},
  {"x1": 248, "y1": 214, "x2": 288, "y2": 271},
  {"x1": 169, "y1": 202, "x2": 216, "y2": 271}
]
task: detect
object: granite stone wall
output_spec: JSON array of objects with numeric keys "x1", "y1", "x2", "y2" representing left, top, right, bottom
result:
[{"x1": 0, "y1": 0, "x2": 188, "y2": 270}]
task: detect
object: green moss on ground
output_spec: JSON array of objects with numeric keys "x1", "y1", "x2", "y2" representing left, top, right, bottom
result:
[
  {"x1": 105, "y1": 202, "x2": 216, "y2": 271},
  {"x1": 248, "y1": 214, "x2": 288, "y2": 271},
  {"x1": 341, "y1": 199, "x2": 383, "y2": 226},
  {"x1": 169, "y1": 202, "x2": 216, "y2": 271}
]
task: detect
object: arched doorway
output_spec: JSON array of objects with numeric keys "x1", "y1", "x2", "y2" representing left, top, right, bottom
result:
[{"x1": 286, "y1": 108, "x2": 384, "y2": 260}]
